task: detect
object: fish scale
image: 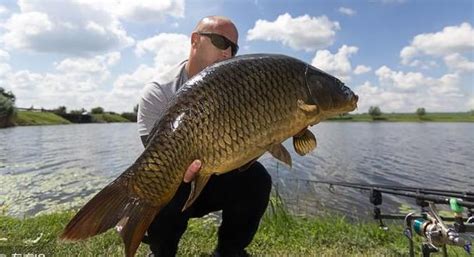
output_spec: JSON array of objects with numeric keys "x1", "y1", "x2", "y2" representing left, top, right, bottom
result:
[{"x1": 60, "y1": 54, "x2": 358, "y2": 257}]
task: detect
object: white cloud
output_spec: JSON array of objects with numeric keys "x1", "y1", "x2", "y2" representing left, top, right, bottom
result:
[
  {"x1": 443, "y1": 53, "x2": 474, "y2": 73},
  {"x1": 429, "y1": 73, "x2": 462, "y2": 96},
  {"x1": 338, "y1": 7, "x2": 356, "y2": 16},
  {"x1": 0, "y1": 5, "x2": 9, "y2": 15},
  {"x1": 355, "y1": 69, "x2": 467, "y2": 113},
  {"x1": 468, "y1": 97, "x2": 474, "y2": 110},
  {"x1": 0, "y1": 49, "x2": 9, "y2": 61},
  {"x1": 0, "y1": 63, "x2": 11, "y2": 77},
  {"x1": 115, "y1": 0, "x2": 184, "y2": 22},
  {"x1": 2, "y1": 0, "x2": 134, "y2": 55},
  {"x1": 356, "y1": 65, "x2": 468, "y2": 112},
  {"x1": 6, "y1": 68, "x2": 109, "y2": 110},
  {"x1": 2, "y1": 30, "x2": 190, "y2": 112},
  {"x1": 0, "y1": 48, "x2": 11, "y2": 82},
  {"x1": 247, "y1": 13, "x2": 340, "y2": 51},
  {"x1": 311, "y1": 45, "x2": 358, "y2": 82},
  {"x1": 108, "y1": 64, "x2": 156, "y2": 110},
  {"x1": 400, "y1": 23, "x2": 474, "y2": 70},
  {"x1": 105, "y1": 33, "x2": 190, "y2": 111},
  {"x1": 354, "y1": 65, "x2": 371, "y2": 75},
  {"x1": 4, "y1": 52, "x2": 123, "y2": 110},
  {"x1": 54, "y1": 52, "x2": 121, "y2": 82},
  {"x1": 355, "y1": 81, "x2": 409, "y2": 112},
  {"x1": 375, "y1": 66, "x2": 427, "y2": 91},
  {"x1": 135, "y1": 33, "x2": 189, "y2": 70}
]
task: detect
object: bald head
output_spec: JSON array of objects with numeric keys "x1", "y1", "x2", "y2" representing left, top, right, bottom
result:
[
  {"x1": 194, "y1": 16, "x2": 238, "y2": 45},
  {"x1": 185, "y1": 16, "x2": 239, "y2": 77}
]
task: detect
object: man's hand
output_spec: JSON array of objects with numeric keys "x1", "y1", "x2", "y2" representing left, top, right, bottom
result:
[{"x1": 183, "y1": 160, "x2": 201, "y2": 183}]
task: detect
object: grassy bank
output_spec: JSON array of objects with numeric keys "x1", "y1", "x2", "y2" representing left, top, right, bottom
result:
[
  {"x1": 14, "y1": 111, "x2": 71, "y2": 126},
  {"x1": 328, "y1": 112, "x2": 474, "y2": 122},
  {"x1": 10, "y1": 111, "x2": 133, "y2": 126},
  {"x1": 91, "y1": 113, "x2": 130, "y2": 123},
  {"x1": 10, "y1": 111, "x2": 474, "y2": 127},
  {"x1": 0, "y1": 206, "x2": 468, "y2": 256}
]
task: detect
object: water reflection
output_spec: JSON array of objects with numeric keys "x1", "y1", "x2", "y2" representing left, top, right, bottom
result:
[{"x1": 0, "y1": 122, "x2": 472, "y2": 217}]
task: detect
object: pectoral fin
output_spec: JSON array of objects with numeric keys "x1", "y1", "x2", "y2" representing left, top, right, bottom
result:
[
  {"x1": 297, "y1": 99, "x2": 319, "y2": 114},
  {"x1": 182, "y1": 174, "x2": 211, "y2": 211},
  {"x1": 293, "y1": 128, "x2": 317, "y2": 156},
  {"x1": 268, "y1": 144, "x2": 292, "y2": 168}
]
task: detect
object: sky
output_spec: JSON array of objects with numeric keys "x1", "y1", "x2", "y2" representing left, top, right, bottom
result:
[{"x1": 0, "y1": 0, "x2": 472, "y2": 113}]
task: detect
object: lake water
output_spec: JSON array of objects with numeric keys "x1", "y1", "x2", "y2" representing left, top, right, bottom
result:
[{"x1": 0, "y1": 122, "x2": 472, "y2": 218}]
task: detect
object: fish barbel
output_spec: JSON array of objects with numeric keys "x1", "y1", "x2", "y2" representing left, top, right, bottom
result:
[{"x1": 60, "y1": 54, "x2": 358, "y2": 256}]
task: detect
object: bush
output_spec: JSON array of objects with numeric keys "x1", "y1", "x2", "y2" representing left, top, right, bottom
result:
[
  {"x1": 52, "y1": 106, "x2": 67, "y2": 114},
  {"x1": 70, "y1": 108, "x2": 87, "y2": 115},
  {"x1": 121, "y1": 112, "x2": 137, "y2": 122},
  {"x1": 368, "y1": 106, "x2": 382, "y2": 119},
  {"x1": 416, "y1": 107, "x2": 426, "y2": 117},
  {"x1": 91, "y1": 107, "x2": 104, "y2": 114},
  {"x1": 0, "y1": 88, "x2": 16, "y2": 128}
]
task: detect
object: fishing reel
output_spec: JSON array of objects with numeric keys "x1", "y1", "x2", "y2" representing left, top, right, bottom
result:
[
  {"x1": 368, "y1": 190, "x2": 473, "y2": 256},
  {"x1": 404, "y1": 202, "x2": 473, "y2": 257},
  {"x1": 311, "y1": 179, "x2": 474, "y2": 257}
]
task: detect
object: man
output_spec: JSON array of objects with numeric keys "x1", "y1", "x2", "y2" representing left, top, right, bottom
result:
[{"x1": 137, "y1": 16, "x2": 272, "y2": 257}]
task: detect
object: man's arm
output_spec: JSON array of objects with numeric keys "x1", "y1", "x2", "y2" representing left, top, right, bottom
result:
[
  {"x1": 137, "y1": 82, "x2": 201, "y2": 182},
  {"x1": 140, "y1": 135, "x2": 148, "y2": 147}
]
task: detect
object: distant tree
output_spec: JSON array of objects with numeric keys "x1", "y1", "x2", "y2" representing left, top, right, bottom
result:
[
  {"x1": 53, "y1": 106, "x2": 67, "y2": 114},
  {"x1": 91, "y1": 107, "x2": 104, "y2": 114},
  {"x1": 470, "y1": 109, "x2": 474, "y2": 116},
  {"x1": 0, "y1": 87, "x2": 15, "y2": 103},
  {"x1": 0, "y1": 87, "x2": 17, "y2": 128},
  {"x1": 70, "y1": 108, "x2": 87, "y2": 115},
  {"x1": 133, "y1": 104, "x2": 138, "y2": 114},
  {"x1": 416, "y1": 107, "x2": 426, "y2": 118},
  {"x1": 121, "y1": 112, "x2": 137, "y2": 122},
  {"x1": 368, "y1": 106, "x2": 382, "y2": 118}
]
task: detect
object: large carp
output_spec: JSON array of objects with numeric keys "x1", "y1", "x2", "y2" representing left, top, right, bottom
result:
[{"x1": 61, "y1": 54, "x2": 358, "y2": 256}]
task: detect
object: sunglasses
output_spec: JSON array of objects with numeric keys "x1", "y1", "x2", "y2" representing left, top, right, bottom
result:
[{"x1": 197, "y1": 32, "x2": 239, "y2": 56}]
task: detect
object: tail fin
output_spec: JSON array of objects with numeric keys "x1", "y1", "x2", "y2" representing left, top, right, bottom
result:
[{"x1": 60, "y1": 178, "x2": 160, "y2": 257}]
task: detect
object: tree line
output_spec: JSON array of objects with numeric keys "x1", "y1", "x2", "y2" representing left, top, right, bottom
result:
[
  {"x1": 367, "y1": 106, "x2": 457, "y2": 120},
  {"x1": 0, "y1": 87, "x2": 16, "y2": 127},
  {"x1": 2, "y1": 87, "x2": 474, "y2": 127},
  {"x1": 0, "y1": 87, "x2": 139, "y2": 127},
  {"x1": 49, "y1": 105, "x2": 138, "y2": 122}
]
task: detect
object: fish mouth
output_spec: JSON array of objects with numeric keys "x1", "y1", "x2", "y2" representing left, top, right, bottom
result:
[
  {"x1": 328, "y1": 94, "x2": 359, "y2": 115},
  {"x1": 344, "y1": 94, "x2": 359, "y2": 113},
  {"x1": 350, "y1": 94, "x2": 359, "y2": 110}
]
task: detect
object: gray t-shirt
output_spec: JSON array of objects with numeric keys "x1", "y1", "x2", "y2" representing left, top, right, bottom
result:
[{"x1": 137, "y1": 60, "x2": 188, "y2": 138}]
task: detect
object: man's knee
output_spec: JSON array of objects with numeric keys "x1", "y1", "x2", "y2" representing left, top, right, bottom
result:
[
  {"x1": 251, "y1": 162, "x2": 272, "y2": 190},
  {"x1": 239, "y1": 162, "x2": 272, "y2": 203}
]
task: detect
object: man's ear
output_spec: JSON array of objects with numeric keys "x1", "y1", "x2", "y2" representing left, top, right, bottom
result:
[{"x1": 191, "y1": 32, "x2": 199, "y2": 47}]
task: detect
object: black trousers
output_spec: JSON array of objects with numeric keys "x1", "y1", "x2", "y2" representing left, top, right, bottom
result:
[{"x1": 143, "y1": 161, "x2": 272, "y2": 257}]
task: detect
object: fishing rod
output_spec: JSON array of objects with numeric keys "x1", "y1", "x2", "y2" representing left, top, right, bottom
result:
[
  {"x1": 293, "y1": 179, "x2": 474, "y2": 257},
  {"x1": 306, "y1": 179, "x2": 474, "y2": 203}
]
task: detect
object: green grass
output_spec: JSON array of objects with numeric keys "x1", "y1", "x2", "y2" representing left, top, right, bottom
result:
[
  {"x1": 14, "y1": 111, "x2": 71, "y2": 126},
  {"x1": 7, "y1": 111, "x2": 131, "y2": 127},
  {"x1": 0, "y1": 198, "x2": 469, "y2": 256},
  {"x1": 327, "y1": 112, "x2": 474, "y2": 122},
  {"x1": 91, "y1": 113, "x2": 130, "y2": 123}
]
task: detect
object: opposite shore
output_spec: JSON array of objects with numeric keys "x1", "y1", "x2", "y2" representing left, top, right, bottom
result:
[
  {"x1": 1, "y1": 110, "x2": 136, "y2": 128},
  {"x1": 1, "y1": 110, "x2": 473, "y2": 128}
]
